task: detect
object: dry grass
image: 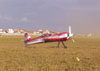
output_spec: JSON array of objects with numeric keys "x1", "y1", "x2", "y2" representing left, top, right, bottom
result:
[{"x1": 0, "y1": 36, "x2": 100, "y2": 71}]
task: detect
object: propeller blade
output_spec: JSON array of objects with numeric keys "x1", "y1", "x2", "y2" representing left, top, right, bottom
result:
[
  {"x1": 72, "y1": 38, "x2": 75, "y2": 43},
  {"x1": 69, "y1": 26, "x2": 71, "y2": 34},
  {"x1": 68, "y1": 26, "x2": 73, "y2": 37}
]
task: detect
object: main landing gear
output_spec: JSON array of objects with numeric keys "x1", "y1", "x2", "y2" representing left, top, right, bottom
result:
[{"x1": 56, "y1": 41, "x2": 67, "y2": 48}]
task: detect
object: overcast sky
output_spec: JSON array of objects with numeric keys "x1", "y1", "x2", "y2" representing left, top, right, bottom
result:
[{"x1": 0, "y1": 0, "x2": 100, "y2": 34}]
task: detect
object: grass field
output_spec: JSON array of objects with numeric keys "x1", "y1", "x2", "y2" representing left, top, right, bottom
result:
[{"x1": 0, "y1": 36, "x2": 100, "y2": 71}]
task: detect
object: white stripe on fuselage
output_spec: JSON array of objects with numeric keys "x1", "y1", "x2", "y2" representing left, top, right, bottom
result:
[
  {"x1": 45, "y1": 34, "x2": 67, "y2": 39},
  {"x1": 60, "y1": 34, "x2": 67, "y2": 38},
  {"x1": 26, "y1": 38, "x2": 44, "y2": 45}
]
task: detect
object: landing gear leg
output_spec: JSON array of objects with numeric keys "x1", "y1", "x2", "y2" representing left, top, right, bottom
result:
[
  {"x1": 56, "y1": 41, "x2": 60, "y2": 48},
  {"x1": 62, "y1": 41, "x2": 67, "y2": 48}
]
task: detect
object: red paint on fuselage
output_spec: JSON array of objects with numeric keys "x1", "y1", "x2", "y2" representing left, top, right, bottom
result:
[{"x1": 24, "y1": 32, "x2": 69, "y2": 45}]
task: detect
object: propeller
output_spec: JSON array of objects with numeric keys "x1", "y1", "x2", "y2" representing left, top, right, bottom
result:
[
  {"x1": 68, "y1": 26, "x2": 75, "y2": 43},
  {"x1": 69, "y1": 26, "x2": 73, "y2": 37},
  {"x1": 72, "y1": 38, "x2": 75, "y2": 43}
]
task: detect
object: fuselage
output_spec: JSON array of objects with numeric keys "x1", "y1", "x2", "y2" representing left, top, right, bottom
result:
[
  {"x1": 24, "y1": 32, "x2": 70, "y2": 45},
  {"x1": 44, "y1": 32, "x2": 68, "y2": 42}
]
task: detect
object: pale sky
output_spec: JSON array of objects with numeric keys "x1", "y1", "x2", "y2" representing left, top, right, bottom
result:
[{"x1": 0, "y1": 0, "x2": 100, "y2": 34}]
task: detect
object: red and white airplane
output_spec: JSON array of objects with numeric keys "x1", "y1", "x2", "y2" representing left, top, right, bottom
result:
[{"x1": 24, "y1": 26, "x2": 74, "y2": 48}]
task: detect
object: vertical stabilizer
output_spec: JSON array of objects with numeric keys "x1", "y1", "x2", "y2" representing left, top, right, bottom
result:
[{"x1": 24, "y1": 33, "x2": 32, "y2": 41}]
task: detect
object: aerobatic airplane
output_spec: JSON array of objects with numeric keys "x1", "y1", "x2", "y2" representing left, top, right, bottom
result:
[{"x1": 24, "y1": 26, "x2": 74, "y2": 48}]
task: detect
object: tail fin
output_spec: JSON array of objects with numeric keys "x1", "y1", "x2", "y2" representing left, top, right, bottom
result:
[{"x1": 24, "y1": 33, "x2": 32, "y2": 41}]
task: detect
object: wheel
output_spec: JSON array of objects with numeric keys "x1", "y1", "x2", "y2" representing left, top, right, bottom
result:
[
  {"x1": 64, "y1": 46, "x2": 67, "y2": 48},
  {"x1": 56, "y1": 46, "x2": 59, "y2": 48}
]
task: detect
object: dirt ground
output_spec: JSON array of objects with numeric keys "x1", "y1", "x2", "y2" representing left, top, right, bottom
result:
[{"x1": 0, "y1": 36, "x2": 100, "y2": 71}]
